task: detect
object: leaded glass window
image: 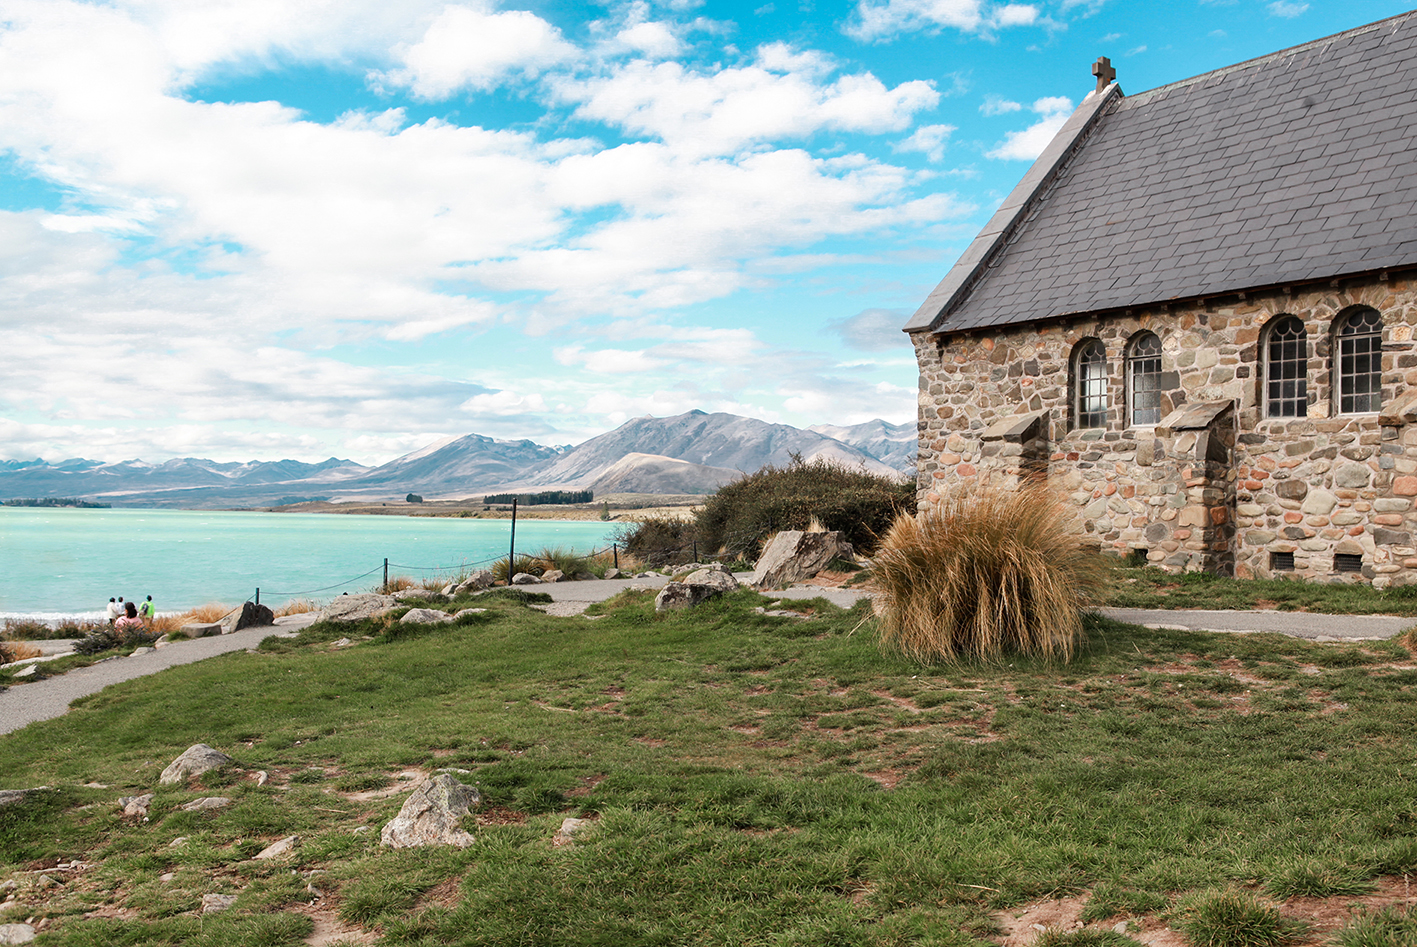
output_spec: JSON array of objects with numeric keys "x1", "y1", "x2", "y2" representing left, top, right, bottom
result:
[
  {"x1": 1127, "y1": 332, "x2": 1163, "y2": 427},
  {"x1": 1074, "y1": 340, "x2": 1107, "y2": 429},
  {"x1": 1265, "y1": 316, "x2": 1308, "y2": 418},
  {"x1": 1338, "y1": 309, "x2": 1383, "y2": 414}
]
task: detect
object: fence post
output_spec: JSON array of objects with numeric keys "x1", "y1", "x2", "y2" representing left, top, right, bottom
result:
[
  {"x1": 693, "y1": 541, "x2": 697, "y2": 562},
  {"x1": 383, "y1": 558, "x2": 389, "y2": 592},
  {"x1": 255, "y1": 588, "x2": 260, "y2": 606},
  {"x1": 508, "y1": 499, "x2": 518, "y2": 583},
  {"x1": 613, "y1": 543, "x2": 618, "y2": 569}
]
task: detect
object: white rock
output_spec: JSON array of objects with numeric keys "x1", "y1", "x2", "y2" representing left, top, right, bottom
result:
[
  {"x1": 400, "y1": 608, "x2": 453, "y2": 625},
  {"x1": 254, "y1": 835, "x2": 299, "y2": 860},
  {"x1": 511, "y1": 573, "x2": 543, "y2": 585},
  {"x1": 318, "y1": 593, "x2": 396, "y2": 623},
  {"x1": 201, "y1": 894, "x2": 237, "y2": 914},
  {"x1": 119, "y1": 793, "x2": 154, "y2": 817},
  {"x1": 169, "y1": 837, "x2": 189, "y2": 848},
  {"x1": 453, "y1": 608, "x2": 488, "y2": 620},
  {"x1": 180, "y1": 796, "x2": 233, "y2": 812},
  {"x1": 380, "y1": 774, "x2": 479, "y2": 849},
  {"x1": 0, "y1": 923, "x2": 37, "y2": 944},
  {"x1": 750, "y1": 530, "x2": 852, "y2": 589},
  {"x1": 159, "y1": 744, "x2": 234, "y2": 785}
]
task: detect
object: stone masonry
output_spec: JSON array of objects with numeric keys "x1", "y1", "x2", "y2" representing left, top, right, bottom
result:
[{"x1": 912, "y1": 275, "x2": 1417, "y2": 586}]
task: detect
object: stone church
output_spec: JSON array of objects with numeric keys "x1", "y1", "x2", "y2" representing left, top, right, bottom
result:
[{"x1": 906, "y1": 11, "x2": 1417, "y2": 585}]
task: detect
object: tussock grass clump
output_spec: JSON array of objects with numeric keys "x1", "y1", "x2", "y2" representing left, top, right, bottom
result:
[
  {"x1": 491, "y1": 554, "x2": 546, "y2": 584},
  {"x1": 150, "y1": 602, "x2": 236, "y2": 634},
  {"x1": 873, "y1": 482, "x2": 1110, "y2": 664},
  {"x1": 1329, "y1": 905, "x2": 1417, "y2": 947},
  {"x1": 274, "y1": 598, "x2": 319, "y2": 617},
  {"x1": 1175, "y1": 888, "x2": 1302, "y2": 947},
  {"x1": 1263, "y1": 858, "x2": 1373, "y2": 899},
  {"x1": 0, "y1": 639, "x2": 42, "y2": 664}
]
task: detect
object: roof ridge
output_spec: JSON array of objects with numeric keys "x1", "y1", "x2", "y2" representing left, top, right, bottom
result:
[{"x1": 1126, "y1": 9, "x2": 1417, "y2": 104}]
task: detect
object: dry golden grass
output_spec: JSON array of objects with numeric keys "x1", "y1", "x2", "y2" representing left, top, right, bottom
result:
[
  {"x1": 0, "y1": 639, "x2": 42, "y2": 664},
  {"x1": 274, "y1": 599, "x2": 319, "y2": 617},
  {"x1": 873, "y1": 481, "x2": 1112, "y2": 664},
  {"x1": 150, "y1": 602, "x2": 237, "y2": 633},
  {"x1": 381, "y1": 575, "x2": 417, "y2": 593}
]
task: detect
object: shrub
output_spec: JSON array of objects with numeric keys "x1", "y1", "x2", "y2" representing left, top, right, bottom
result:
[
  {"x1": 694, "y1": 456, "x2": 913, "y2": 560},
  {"x1": 615, "y1": 515, "x2": 697, "y2": 568},
  {"x1": 2, "y1": 619, "x2": 59, "y2": 640},
  {"x1": 1174, "y1": 887, "x2": 1301, "y2": 947},
  {"x1": 533, "y1": 546, "x2": 594, "y2": 577},
  {"x1": 74, "y1": 629, "x2": 121, "y2": 655},
  {"x1": 873, "y1": 481, "x2": 1110, "y2": 663}
]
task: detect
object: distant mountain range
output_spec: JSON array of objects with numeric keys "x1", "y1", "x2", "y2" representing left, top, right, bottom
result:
[{"x1": 0, "y1": 411, "x2": 916, "y2": 509}]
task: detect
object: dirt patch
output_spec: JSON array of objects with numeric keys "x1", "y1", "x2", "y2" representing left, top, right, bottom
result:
[
  {"x1": 565, "y1": 774, "x2": 607, "y2": 798},
  {"x1": 416, "y1": 877, "x2": 462, "y2": 911},
  {"x1": 873, "y1": 690, "x2": 922, "y2": 713},
  {"x1": 341, "y1": 769, "x2": 428, "y2": 802},
  {"x1": 477, "y1": 806, "x2": 528, "y2": 826},
  {"x1": 291, "y1": 903, "x2": 376, "y2": 946}
]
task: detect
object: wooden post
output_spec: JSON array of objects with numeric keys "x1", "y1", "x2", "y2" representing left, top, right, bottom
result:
[
  {"x1": 508, "y1": 499, "x2": 518, "y2": 583},
  {"x1": 383, "y1": 558, "x2": 388, "y2": 591}
]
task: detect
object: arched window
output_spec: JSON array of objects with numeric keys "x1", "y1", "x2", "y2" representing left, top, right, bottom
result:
[
  {"x1": 1073, "y1": 339, "x2": 1107, "y2": 429},
  {"x1": 1337, "y1": 308, "x2": 1383, "y2": 414},
  {"x1": 1127, "y1": 332, "x2": 1164, "y2": 427},
  {"x1": 1265, "y1": 316, "x2": 1308, "y2": 418}
]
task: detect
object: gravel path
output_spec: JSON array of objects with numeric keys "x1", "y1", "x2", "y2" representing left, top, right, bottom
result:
[{"x1": 4, "y1": 582, "x2": 1412, "y2": 738}]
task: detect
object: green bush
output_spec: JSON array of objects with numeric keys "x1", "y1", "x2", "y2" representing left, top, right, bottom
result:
[
  {"x1": 615, "y1": 515, "x2": 697, "y2": 567},
  {"x1": 694, "y1": 456, "x2": 914, "y2": 560},
  {"x1": 873, "y1": 482, "x2": 1110, "y2": 663}
]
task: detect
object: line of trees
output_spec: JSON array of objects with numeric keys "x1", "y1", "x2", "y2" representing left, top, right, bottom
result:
[
  {"x1": 2, "y1": 497, "x2": 111, "y2": 508},
  {"x1": 482, "y1": 489, "x2": 594, "y2": 506}
]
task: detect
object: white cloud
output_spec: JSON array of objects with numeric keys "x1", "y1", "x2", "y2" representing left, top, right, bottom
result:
[
  {"x1": 458, "y1": 390, "x2": 549, "y2": 416},
  {"x1": 980, "y1": 94, "x2": 1023, "y2": 116},
  {"x1": 1125, "y1": 44, "x2": 1147, "y2": 56},
  {"x1": 1098, "y1": 32, "x2": 1121, "y2": 42},
  {"x1": 553, "y1": 49, "x2": 939, "y2": 156},
  {"x1": 892, "y1": 123, "x2": 956, "y2": 162},
  {"x1": 985, "y1": 95, "x2": 1073, "y2": 160},
  {"x1": 614, "y1": 20, "x2": 683, "y2": 58},
  {"x1": 846, "y1": 0, "x2": 1040, "y2": 41},
  {"x1": 373, "y1": 4, "x2": 576, "y2": 99},
  {"x1": 1267, "y1": 1, "x2": 1308, "y2": 17},
  {"x1": 828, "y1": 308, "x2": 911, "y2": 351}
]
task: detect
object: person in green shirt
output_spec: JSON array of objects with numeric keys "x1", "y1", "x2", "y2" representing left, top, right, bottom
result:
[{"x1": 139, "y1": 595, "x2": 154, "y2": 625}]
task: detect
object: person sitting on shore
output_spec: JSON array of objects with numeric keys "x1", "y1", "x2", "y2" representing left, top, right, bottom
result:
[{"x1": 115, "y1": 601, "x2": 144, "y2": 636}]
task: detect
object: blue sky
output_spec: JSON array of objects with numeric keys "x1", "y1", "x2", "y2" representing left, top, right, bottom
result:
[{"x1": 0, "y1": 0, "x2": 1408, "y2": 464}]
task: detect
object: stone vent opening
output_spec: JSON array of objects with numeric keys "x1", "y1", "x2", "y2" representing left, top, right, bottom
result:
[
  {"x1": 1334, "y1": 553, "x2": 1364, "y2": 573},
  {"x1": 1270, "y1": 551, "x2": 1295, "y2": 571}
]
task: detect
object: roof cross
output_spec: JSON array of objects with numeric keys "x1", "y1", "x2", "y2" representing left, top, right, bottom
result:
[{"x1": 1092, "y1": 56, "x2": 1116, "y2": 93}]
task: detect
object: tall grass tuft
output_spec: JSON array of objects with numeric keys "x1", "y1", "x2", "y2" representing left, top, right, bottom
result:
[
  {"x1": 1328, "y1": 905, "x2": 1417, "y2": 947},
  {"x1": 873, "y1": 481, "x2": 1110, "y2": 664},
  {"x1": 1174, "y1": 887, "x2": 1302, "y2": 947}
]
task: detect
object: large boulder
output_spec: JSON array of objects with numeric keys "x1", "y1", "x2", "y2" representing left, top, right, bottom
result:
[
  {"x1": 0, "y1": 788, "x2": 45, "y2": 809},
  {"x1": 380, "y1": 773, "x2": 480, "y2": 849},
  {"x1": 178, "y1": 622, "x2": 222, "y2": 639},
  {"x1": 393, "y1": 588, "x2": 435, "y2": 603},
  {"x1": 511, "y1": 573, "x2": 543, "y2": 585},
  {"x1": 750, "y1": 530, "x2": 853, "y2": 589},
  {"x1": 221, "y1": 601, "x2": 275, "y2": 634},
  {"x1": 318, "y1": 593, "x2": 396, "y2": 623},
  {"x1": 159, "y1": 744, "x2": 234, "y2": 786},
  {"x1": 655, "y1": 566, "x2": 740, "y2": 612},
  {"x1": 0, "y1": 923, "x2": 36, "y2": 944},
  {"x1": 451, "y1": 570, "x2": 495, "y2": 595},
  {"x1": 541, "y1": 570, "x2": 566, "y2": 583}
]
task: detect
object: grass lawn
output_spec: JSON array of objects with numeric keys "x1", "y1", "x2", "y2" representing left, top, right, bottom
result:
[
  {"x1": 4, "y1": 589, "x2": 1417, "y2": 946},
  {"x1": 1105, "y1": 567, "x2": 1417, "y2": 615}
]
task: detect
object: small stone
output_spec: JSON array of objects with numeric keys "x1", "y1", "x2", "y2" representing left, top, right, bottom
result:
[
  {"x1": 1113, "y1": 922, "x2": 1128, "y2": 935},
  {"x1": 169, "y1": 837, "x2": 189, "y2": 848},
  {"x1": 128, "y1": 647, "x2": 155, "y2": 657},
  {"x1": 452, "y1": 608, "x2": 488, "y2": 620},
  {"x1": 159, "y1": 872, "x2": 175, "y2": 882},
  {"x1": 511, "y1": 573, "x2": 543, "y2": 585},
  {"x1": 331, "y1": 638, "x2": 352, "y2": 648},
  {"x1": 254, "y1": 835, "x2": 299, "y2": 860},
  {"x1": 255, "y1": 771, "x2": 269, "y2": 786},
  {"x1": 201, "y1": 894, "x2": 237, "y2": 915},
  {"x1": 555, "y1": 817, "x2": 593, "y2": 847},
  {"x1": 119, "y1": 793, "x2": 154, "y2": 818},
  {"x1": 13, "y1": 667, "x2": 35, "y2": 678},
  {"x1": 541, "y1": 570, "x2": 566, "y2": 583},
  {"x1": 180, "y1": 796, "x2": 233, "y2": 812}
]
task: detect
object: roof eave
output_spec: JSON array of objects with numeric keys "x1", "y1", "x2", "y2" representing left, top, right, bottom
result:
[{"x1": 902, "y1": 81, "x2": 1124, "y2": 335}]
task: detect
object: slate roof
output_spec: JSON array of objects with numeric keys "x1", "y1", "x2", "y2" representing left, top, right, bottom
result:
[{"x1": 906, "y1": 11, "x2": 1417, "y2": 337}]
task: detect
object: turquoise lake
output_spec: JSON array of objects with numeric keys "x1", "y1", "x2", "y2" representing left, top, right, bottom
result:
[{"x1": 0, "y1": 508, "x2": 622, "y2": 620}]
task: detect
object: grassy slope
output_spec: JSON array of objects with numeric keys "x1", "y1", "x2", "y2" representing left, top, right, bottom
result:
[{"x1": 3, "y1": 592, "x2": 1417, "y2": 946}]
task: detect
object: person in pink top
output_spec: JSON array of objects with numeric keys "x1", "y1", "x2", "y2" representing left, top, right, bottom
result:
[{"x1": 114, "y1": 600, "x2": 144, "y2": 635}]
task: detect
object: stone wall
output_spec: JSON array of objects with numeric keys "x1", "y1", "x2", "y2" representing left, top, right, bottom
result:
[{"x1": 912, "y1": 274, "x2": 1417, "y2": 586}]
